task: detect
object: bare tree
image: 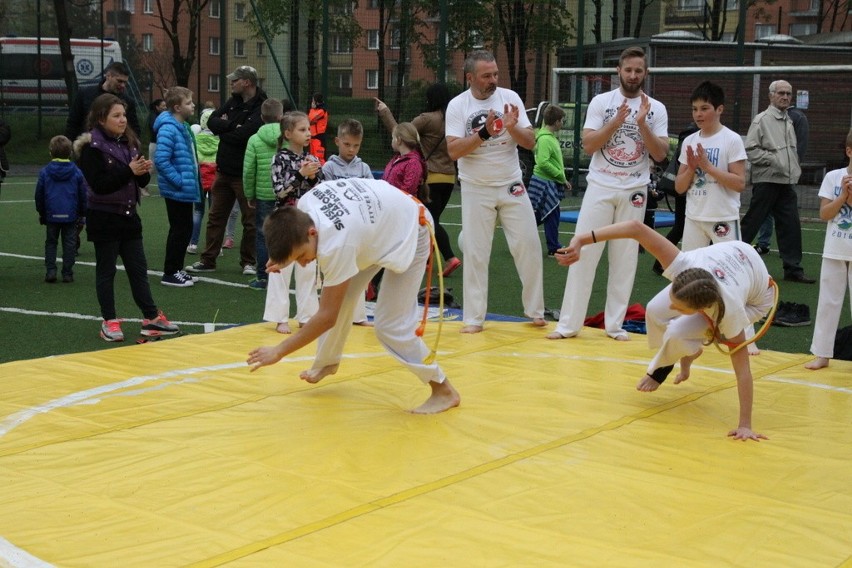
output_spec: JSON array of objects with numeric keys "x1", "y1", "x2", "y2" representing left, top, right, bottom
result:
[
  {"x1": 818, "y1": 0, "x2": 851, "y2": 32},
  {"x1": 150, "y1": 0, "x2": 211, "y2": 87}
]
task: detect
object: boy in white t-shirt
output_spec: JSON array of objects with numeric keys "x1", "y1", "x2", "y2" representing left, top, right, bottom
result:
[
  {"x1": 247, "y1": 178, "x2": 460, "y2": 414},
  {"x1": 675, "y1": 81, "x2": 747, "y2": 251},
  {"x1": 805, "y1": 128, "x2": 852, "y2": 370}
]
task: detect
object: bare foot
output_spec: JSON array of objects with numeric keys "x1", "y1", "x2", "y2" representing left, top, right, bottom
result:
[
  {"x1": 460, "y1": 325, "x2": 483, "y2": 334},
  {"x1": 747, "y1": 343, "x2": 761, "y2": 356},
  {"x1": 673, "y1": 349, "x2": 703, "y2": 384},
  {"x1": 805, "y1": 356, "x2": 829, "y2": 370},
  {"x1": 531, "y1": 317, "x2": 547, "y2": 327},
  {"x1": 275, "y1": 322, "x2": 292, "y2": 334},
  {"x1": 609, "y1": 333, "x2": 630, "y2": 342},
  {"x1": 299, "y1": 363, "x2": 340, "y2": 384},
  {"x1": 353, "y1": 320, "x2": 374, "y2": 327},
  {"x1": 546, "y1": 331, "x2": 573, "y2": 339},
  {"x1": 410, "y1": 379, "x2": 460, "y2": 414},
  {"x1": 636, "y1": 374, "x2": 661, "y2": 392}
]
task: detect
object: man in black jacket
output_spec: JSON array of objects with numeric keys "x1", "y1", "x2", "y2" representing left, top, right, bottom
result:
[
  {"x1": 64, "y1": 62, "x2": 140, "y2": 141},
  {"x1": 187, "y1": 66, "x2": 267, "y2": 274}
]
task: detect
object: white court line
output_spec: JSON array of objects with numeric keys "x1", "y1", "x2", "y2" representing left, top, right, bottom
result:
[
  {"x1": 0, "y1": 306, "x2": 241, "y2": 329},
  {"x1": 764, "y1": 376, "x2": 852, "y2": 394}
]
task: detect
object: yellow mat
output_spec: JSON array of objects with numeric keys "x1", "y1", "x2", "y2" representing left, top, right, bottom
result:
[{"x1": 0, "y1": 322, "x2": 850, "y2": 567}]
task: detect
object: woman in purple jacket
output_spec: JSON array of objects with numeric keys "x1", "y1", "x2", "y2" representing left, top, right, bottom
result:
[{"x1": 75, "y1": 94, "x2": 180, "y2": 343}]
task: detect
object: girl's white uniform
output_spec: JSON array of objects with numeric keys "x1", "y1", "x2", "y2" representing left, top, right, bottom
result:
[
  {"x1": 299, "y1": 178, "x2": 446, "y2": 385},
  {"x1": 679, "y1": 126, "x2": 747, "y2": 250},
  {"x1": 649, "y1": 241, "x2": 773, "y2": 373},
  {"x1": 810, "y1": 168, "x2": 852, "y2": 358},
  {"x1": 445, "y1": 87, "x2": 544, "y2": 327},
  {"x1": 553, "y1": 89, "x2": 668, "y2": 338}
]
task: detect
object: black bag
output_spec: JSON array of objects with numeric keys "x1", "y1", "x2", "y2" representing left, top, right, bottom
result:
[
  {"x1": 417, "y1": 286, "x2": 460, "y2": 309},
  {"x1": 833, "y1": 325, "x2": 852, "y2": 361}
]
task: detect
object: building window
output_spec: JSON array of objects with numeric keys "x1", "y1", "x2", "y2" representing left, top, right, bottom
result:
[
  {"x1": 143, "y1": 0, "x2": 152, "y2": 14},
  {"x1": 368, "y1": 0, "x2": 379, "y2": 7},
  {"x1": 338, "y1": 72, "x2": 352, "y2": 89},
  {"x1": 209, "y1": 36, "x2": 220, "y2": 55},
  {"x1": 754, "y1": 23, "x2": 777, "y2": 39},
  {"x1": 256, "y1": 42, "x2": 265, "y2": 57},
  {"x1": 388, "y1": 69, "x2": 406, "y2": 87},
  {"x1": 119, "y1": 0, "x2": 135, "y2": 13},
  {"x1": 470, "y1": 31, "x2": 484, "y2": 49},
  {"x1": 367, "y1": 30, "x2": 380, "y2": 50},
  {"x1": 234, "y1": 39, "x2": 245, "y2": 57},
  {"x1": 142, "y1": 34, "x2": 153, "y2": 52},
  {"x1": 208, "y1": 74, "x2": 220, "y2": 93},
  {"x1": 331, "y1": 34, "x2": 352, "y2": 54},
  {"x1": 209, "y1": 0, "x2": 220, "y2": 18},
  {"x1": 789, "y1": 23, "x2": 817, "y2": 35},
  {"x1": 389, "y1": 26, "x2": 400, "y2": 49},
  {"x1": 366, "y1": 70, "x2": 378, "y2": 90},
  {"x1": 235, "y1": 2, "x2": 246, "y2": 21}
]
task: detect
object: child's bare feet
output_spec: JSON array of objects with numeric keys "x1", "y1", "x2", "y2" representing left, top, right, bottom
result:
[
  {"x1": 531, "y1": 317, "x2": 547, "y2": 327},
  {"x1": 805, "y1": 356, "x2": 829, "y2": 370},
  {"x1": 275, "y1": 322, "x2": 291, "y2": 334},
  {"x1": 546, "y1": 330, "x2": 577, "y2": 339},
  {"x1": 636, "y1": 374, "x2": 661, "y2": 392},
  {"x1": 609, "y1": 333, "x2": 630, "y2": 342},
  {"x1": 460, "y1": 325, "x2": 483, "y2": 334},
  {"x1": 410, "y1": 379, "x2": 460, "y2": 414},
  {"x1": 673, "y1": 349, "x2": 702, "y2": 384},
  {"x1": 300, "y1": 363, "x2": 339, "y2": 384},
  {"x1": 747, "y1": 343, "x2": 761, "y2": 356}
]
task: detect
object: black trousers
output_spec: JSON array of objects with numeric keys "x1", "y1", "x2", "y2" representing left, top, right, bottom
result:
[{"x1": 740, "y1": 182, "x2": 804, "y2": 277}]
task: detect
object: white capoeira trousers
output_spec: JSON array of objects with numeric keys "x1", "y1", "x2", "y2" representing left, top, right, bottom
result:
[
  {"x1": 263, "y1": 261, "x2": 319, "y2": 325},
  {"x1": 459, "y1": 180, "x2": 544, "y2": 326},
  {"x1": 313, "y1": 223, "x2": 446, "y2": 385},
  {"x1": 810, "y1": 257, "x2": 852, "y2": 358},
  {"x1": 553, "y1": 184, "x2": 646, "y2": 338},
  {"x1": 644, "y1": 284, "x2": 709, "y2": 373},
  {"x1": 681, "y1": 218, "x2": 740, "y2": 251}
]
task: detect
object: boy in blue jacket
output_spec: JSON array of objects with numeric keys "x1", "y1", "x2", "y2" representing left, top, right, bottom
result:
[
  {"x1": 35, "y1": 135, "x2": 88, "y2": 283},
  {"x1": 154, "y1": 86, "x2": 201, "y2": 287}
]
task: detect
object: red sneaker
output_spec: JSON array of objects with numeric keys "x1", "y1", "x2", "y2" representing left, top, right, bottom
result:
[{"x1": 442, "y1": 257, "x2": 462, "y2": 277}]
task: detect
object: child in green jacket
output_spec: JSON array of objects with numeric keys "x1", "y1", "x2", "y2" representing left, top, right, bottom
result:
[{"x1": 528, "y1": 104, "x2": 570, "y2": 255}]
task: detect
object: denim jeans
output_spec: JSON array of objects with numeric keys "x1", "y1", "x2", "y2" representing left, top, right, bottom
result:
[
  {"x1": 254, "y1": 199, "x2": 276, "y2": 281},
  {"x1": 190, "y1": 193, "x2": 211, "y2": 246},
  {"x1": 45, "y1": 222, "x2": 77, "y2": 277}
]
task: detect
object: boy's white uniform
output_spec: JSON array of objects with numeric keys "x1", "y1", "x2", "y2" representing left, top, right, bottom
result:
[
  {"x1": 446, "y1": 87, "x2": 544, "y2": 327},
  {"x1": 810, "y1": 168, "x2": 852, "y2": 358},
  {"x1": 679, "y1": 126, "x2": 747, "y2": 250},
  {"x1": 650, "y1": 241, "x2": 774, "y2": 373},
  {"x1": 299, "y1": 178, "x2": 446, "y2": 384},
  {"x1": 322, "y1": 154, "x2": 376, "y2": 324},
  {"x1": 553, "y1": 89, "x2": 668, "y2": 338}
]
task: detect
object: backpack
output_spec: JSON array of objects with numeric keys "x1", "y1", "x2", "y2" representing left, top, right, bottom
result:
[
  {"x1": 417, "y1": 286, "x2": 460, "y2": 309},
  {"x1": 833, "y1": 325, "x2": 852, "y2": 361}
]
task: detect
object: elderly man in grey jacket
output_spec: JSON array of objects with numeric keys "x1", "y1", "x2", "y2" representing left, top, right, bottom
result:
[{"x1": 740, "y1": 79, "x2": 815, "y2": 284}]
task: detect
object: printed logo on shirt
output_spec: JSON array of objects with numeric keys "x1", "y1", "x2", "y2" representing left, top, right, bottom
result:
[
  {"x1": 713, "y1": 222, "x2": 731, "y2": 238},
  {"x1": 713, "y1": 267, "x2": 727, "y2": 281},
  {"x1": 629, "y1": 191, "x2": 646, "y2": 208},
  {"x1": 466, "y1": 109, "x2": 506, "y2": 139},
  {"x1": 602, "y1": 108, "x2": 647, "y2": 168}
]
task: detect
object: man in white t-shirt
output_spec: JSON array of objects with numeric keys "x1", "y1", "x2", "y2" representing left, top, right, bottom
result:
[
  {"x1": 548, "y1": 46, "x2": 669, "y2": 342},
  {"x1": 247, "y1": 178, "x2": 460, "y2": 414},
  {"x1": 674, "y1": 81, "x2": 747, "y2": 250},
  {"x1": 445, "y1": 50, "x2": 545, "y2": 334}
]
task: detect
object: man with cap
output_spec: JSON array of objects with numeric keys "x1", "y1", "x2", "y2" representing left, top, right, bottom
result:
[{"x1": 187, "y1": 65, "x2": 268, "y2": 275}]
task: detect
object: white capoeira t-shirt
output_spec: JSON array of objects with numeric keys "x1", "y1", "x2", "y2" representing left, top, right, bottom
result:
[
  {"x1": 583, "y1": 89, "x2": 668, "y2": 191},
  {"x1": 818, "y1": 167, "x2": 852, "y2": 261},
  {"x1": 662, "y1": 241, "x2": 771, "y2": 339},
  {"x1": 679, "y1": 125, "x2": 746, "y2": 222},
  {"x1": 445, "y1": 87, "x2": 530, "y2": 186},
  {"x1": 298, "y1": 178, "x2": 421, "y2": 286}
]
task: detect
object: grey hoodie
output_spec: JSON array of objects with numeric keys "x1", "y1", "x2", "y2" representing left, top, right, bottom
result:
[{"x1": 321, "y1": 154, "x2": 374, "y2": 180}]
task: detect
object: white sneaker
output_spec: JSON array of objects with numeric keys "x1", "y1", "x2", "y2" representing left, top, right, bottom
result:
[
  {"x1": 242, "y1": 264, "x2": 256, "y2": 276},
  {"x1": 186, "y1": 243, "x2": 198, "y2": 254}
]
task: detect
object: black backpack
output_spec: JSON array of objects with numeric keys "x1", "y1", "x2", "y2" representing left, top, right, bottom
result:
[{"x1": 833, "y1": 325, "x2": 852, "y2": 361}]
